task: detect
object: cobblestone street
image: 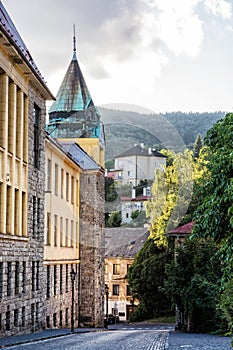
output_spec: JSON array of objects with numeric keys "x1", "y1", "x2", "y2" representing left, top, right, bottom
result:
[{"x1": 1, "y1": 323, "x2": 232, "y2": 350}]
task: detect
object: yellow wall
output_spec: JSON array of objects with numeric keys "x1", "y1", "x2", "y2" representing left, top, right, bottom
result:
[{"x1": 44, "y1": 138, "x2": 80, "y2": 263}]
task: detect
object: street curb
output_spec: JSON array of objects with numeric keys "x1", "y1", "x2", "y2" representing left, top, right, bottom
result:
[{"x1": 0, "y1": 328, "x2": 109, "y2": 349}]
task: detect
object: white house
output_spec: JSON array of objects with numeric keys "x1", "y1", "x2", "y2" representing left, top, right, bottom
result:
[{"x1": 114, "y1": 144, "x2": 166, "y2": 186}]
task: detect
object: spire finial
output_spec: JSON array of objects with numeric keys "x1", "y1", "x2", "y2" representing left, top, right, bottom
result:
[{"x1": 73, "y1": 24, "x2": 77, "y2": 60}]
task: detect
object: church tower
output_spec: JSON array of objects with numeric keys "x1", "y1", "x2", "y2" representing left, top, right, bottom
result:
[
  {"x1": 47, "y1": 27, "x2": 105, "y2": 168},
  {"x1": 47, "y1": 30, "x2": 105, "y2": 328}
]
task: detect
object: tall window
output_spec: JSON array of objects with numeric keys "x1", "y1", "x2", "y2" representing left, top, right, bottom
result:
[
  {"x1": 7, "y1": 262, "x2": 12, "y2": 296},
  {"x1": 55, "y1": 164, "x2": 58, "y2": 195},
  {"x1": 46, "y1": 213, "x2": 51, "y2": 245},
  {"x1": 66, "y1": 172, "x2": 69, "y2": 201},
  {"x1": 113, "y1": 264, "x2": 120, "y2": 275},
  {"x1": 22, "y1": 261, "x2": 26, "y2": 293},
  {"x1": 113, "y1": 284, "x2": 119, "y2": 295},
  {"x1": 37, "y1": 198, "x2": 41, "y2": 238},
  {"x1": 0, "y1": 262, "x2": 3, "y2": 298},
  {"x1": 61, "y1": 169, "x2": 64, "y2": 199},
  {"x1": 60, "y1": 217, "x2": 63, "y2": 247},
  {"x1": 47, "y1": 266, "x2": 50, "y2": 298},
  {"x1": 31, "y1": 304, "x2": 35, "y2": 326},
  {"x1": 33, "y1": 196, "x2": 37, "y2": 238},
  {"x1": 15, "y1": 261, "x2": 20, "y2": 294},
  {"x1": 54, "y1": 214, "x2": 57, "y2": 247},
  {"x1": 32, "y1": 261, "x2": 35, "y2": 291},
  {"x1": 22, "y1": 307, "x2": 25, "y2": 327},
  {"x1": 36, "y1": 261, "x2": 39, "y2": 290},
  {"x1": 54, "y1": 265, "x2": 57, "y2": 296},
  {"x1": 14, "y1": 309, "x2": 19, "y2": 327},
  {"x1": 60, "y1": 265, "x2": 63, "y2": 294},
  {"x1": 65, "y1": 264, "x2": 68, "y2": 292},
  {"x1": 65, "y1": 218, "x2": 68, "y2": 247},
  {"x1": 47, "y1": 159, "x2": 51, "y2": 191},
  {"x1": 33, "y1": 105, "x2": 40, "y2": 169},
  {"x1": 71, "y1": 176, "x2": 74, "y2": 203}
]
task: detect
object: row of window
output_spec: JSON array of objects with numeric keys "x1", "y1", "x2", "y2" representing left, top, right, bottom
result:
[
  {"x1": 0, "y1": 184, "x2": 27, "y2": 236},
  {"x1": 105, "y1": 263, "x2": 131, "y2": 275},
  {"x1": 47, "y1": 160, "x2": 79, "y2": 205},
  {"x1": 0, "y1": 303, "x2": 39, "y2": 332},
  {"x1": 46, "y1": 264, "x2": 77, "y2": 299},
  {"x1": 0, "y1": 262, "x2": 77, "y2": 301},
  {"x1": 46, "y1": 307, "x2": 71, "y2": 329},
  {"x1": 0, "y1": 74, "x2": 28, "y2": 162},
  {"x1": 0, "y1": 261, "x2": 39, "y2": 299},
  {"x1": 46, "y1": 214, "x2": 78, "y2": 247}
]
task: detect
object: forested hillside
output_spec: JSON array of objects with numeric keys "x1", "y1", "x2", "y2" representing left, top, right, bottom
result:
[{"x1": 99, "y1": 108, "x2": 225, "y2": 161}]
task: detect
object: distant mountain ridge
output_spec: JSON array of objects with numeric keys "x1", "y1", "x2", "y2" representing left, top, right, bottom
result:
[{"x1": 99, "y1": 108, "x2": 226, "y2": 161}]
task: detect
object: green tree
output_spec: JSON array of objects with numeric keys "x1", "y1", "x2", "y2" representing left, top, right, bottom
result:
[
  {"x1": 163, "y1": 238, "x2": 223, "y2": 333},
  {"x1": 130, "y1": 209, "x2": 141, "y2": 220},
  {"x1": 192, "y1": 113, "x2": 233, "y2": 272},
  {"x1": 145, "y1": 149, "x2": 194, "y2": 246},
  {"x1": 106, "y1": 211, "x2": 121, "y2": 227},
  {"x1": 193, "y1": 133, "x2": 203, "y2": 159},
  {"x1": 127, "y1": 239, "x2": 173, "y2": 321}
]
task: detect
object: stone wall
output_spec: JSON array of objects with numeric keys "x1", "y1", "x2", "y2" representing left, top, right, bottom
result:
[
  {"x1": 79, "y1": 170, "x2": 105, "y2": 327},
  {"x1": 0, "y1": 86, "x2": 46, "y2": 337}
]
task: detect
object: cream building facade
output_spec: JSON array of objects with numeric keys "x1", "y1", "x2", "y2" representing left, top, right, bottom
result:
[{"x1": 44, "y1": 136, "x2": 80, "y2": 329}]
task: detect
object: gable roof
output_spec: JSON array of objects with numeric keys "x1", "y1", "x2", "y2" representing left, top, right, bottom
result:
[
  {"x1": 105, "y1": 228, "x2": 149, "y2": 258},
  {"x1": 59, "y1": 141, "x2": 101, "y2": 171},
  {"x1": 115, "y1": 144, "x2": 166, "y2": 158}
]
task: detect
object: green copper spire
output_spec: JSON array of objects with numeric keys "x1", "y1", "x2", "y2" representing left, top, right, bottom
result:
[{"x1": 47, "y1": 29, "x2": 103, "y2": 140}]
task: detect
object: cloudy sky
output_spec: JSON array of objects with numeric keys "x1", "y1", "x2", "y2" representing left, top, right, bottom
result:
[{"x1": 3, "y1": 0, "x2": 233, "y2": 113}]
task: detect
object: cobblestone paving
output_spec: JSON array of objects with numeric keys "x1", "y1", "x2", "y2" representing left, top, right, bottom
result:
[
  {"x1": 168, "y1": 331, "x2": 232, "y2": 349},
  {"x1": 4, "y1": 331, "x2": 168, "y2": 350}
]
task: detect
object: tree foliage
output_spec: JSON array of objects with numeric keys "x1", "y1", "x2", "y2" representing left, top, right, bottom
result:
[
  {"x1": 145, "y1": 149, "x2": 194, "y2": 245},
  {"x1": 163, "y1": 238, "x2": 223, "y2": 333},
  {"x1": 192, "y1": 113, "x2": 233, "y2": 273},
  {"x1": 106, "y1": 211, "x2": 121, "y2": 227},
  {"x1": 127, "y1": 239, "x2": 173, "y2": 321},
  {"x1": 193, "y1": 133, "x2": 203, "y2": 159}
]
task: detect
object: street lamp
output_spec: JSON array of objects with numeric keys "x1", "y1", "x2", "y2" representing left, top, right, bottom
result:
[
  {"x1": 70, "y1": 268, "x2": 77, "y2": 333},
  {"x1": 105, "y1": 284, "x2": 109, "y2": 329}
]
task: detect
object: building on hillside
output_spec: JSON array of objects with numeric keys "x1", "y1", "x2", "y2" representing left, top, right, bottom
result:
[
  {"x1": 121, "y1": 188, "x2": 152, "y2": 224},
  {"x1": 105, "y1": 228, "x2": 149, "y2": 321},
  {"x1": 46, "y1": 33, "x2": 105, "y2": 327},
  {"x1": 0, "y1": 3, "x2": 54, "y2": 337},
  {"x1": 114, "y1": 144, "x2": 166, "y2": 186}
]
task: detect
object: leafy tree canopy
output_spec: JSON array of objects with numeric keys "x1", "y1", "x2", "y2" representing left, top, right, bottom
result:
[
  {"x1": 192, "y1": 113, "x2": 233, "y2": 272},
  {"x1": 127, "y1": 239, "x2": 173, "y2": 320},
  {"x1": 163, "y1": 238, "x2": 223, "y2": 333}
]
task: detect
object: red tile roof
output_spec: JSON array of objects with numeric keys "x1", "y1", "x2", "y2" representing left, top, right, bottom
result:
[{"x1": 168, "y1": 222, "x2": 194, "y2": 234}]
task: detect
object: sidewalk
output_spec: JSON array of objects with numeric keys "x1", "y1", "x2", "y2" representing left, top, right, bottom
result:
[{"x1": 0, "y1": 327, "x2": 108, "y2": 348}]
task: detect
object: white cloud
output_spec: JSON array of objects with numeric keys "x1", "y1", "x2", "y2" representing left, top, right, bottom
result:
[
  {"x1": 148, "y1": 0, "x2": 204, "y2": 57},
  {"x1": 204, "y1": 0, "x2": 232, "y2": 18}
]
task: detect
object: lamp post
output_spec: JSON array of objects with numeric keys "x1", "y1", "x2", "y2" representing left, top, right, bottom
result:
[
  {"x1": 105, "y1": 284, "x2": 109, "y2": 329},
  {"x1": 70, "y1": 268, "x2": 77, "y2": 333}
]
